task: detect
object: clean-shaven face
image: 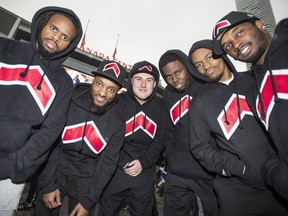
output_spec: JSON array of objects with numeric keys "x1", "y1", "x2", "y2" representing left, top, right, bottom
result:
[{"x1": 131, "y1": 72, "x2": 156, "y2": 105}]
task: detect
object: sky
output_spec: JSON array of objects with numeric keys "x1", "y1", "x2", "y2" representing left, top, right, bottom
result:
[{"x1": 1, "y1": 0, "x2": 288, "y2": 77}]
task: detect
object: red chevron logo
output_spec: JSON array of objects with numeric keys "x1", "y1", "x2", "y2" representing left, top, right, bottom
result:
[
  {"x1": 170, "y1": 95, "x2": 192, "y2": 125},
  {"x1": 139, "y1": 65, "x2": 152, "y2": 71},
  {"x1": 256, "y1": 69, "x2": 288, "y2": 129},
  {"x1": 217, "y1": 94, "x2": 253, "y2": 140},
  {"x1": 125, "y1": 111, "x2": 157, "y2": 138},
  {"x1": 0, "y1": 63, "x2": 55, "y2": 115},
  {"x1": 62, "y1": 121, "x2": 107, "y2": 154},
  {"x1": 103, "y1": 62, "x2": 120, "y2": 77},
  {"x1": 213, "y1": 20, "x2": 231, "y2": 39}
]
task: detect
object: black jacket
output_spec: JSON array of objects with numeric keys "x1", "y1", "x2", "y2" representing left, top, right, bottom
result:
[
  {"x1": 251, "y1": 18, "x2": 288, "y2": 164},
  {"x1": 116, "y1": 70, "x2": 167, "y2": 171},
  {"x1": 158, "y1": 49, "x2": 214, "y2": 180},
  {"x1": 38, "y1": 84, "x2": 125, "y2": 210},
  {"x1": 188, "y1": 42, "x2": 273, "y2": 189},
  {"x1": 0, "y1": 6, "x2": 83, "y2": 183}
]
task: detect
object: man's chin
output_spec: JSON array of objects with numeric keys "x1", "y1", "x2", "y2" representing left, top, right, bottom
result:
[
  {"x1": 90, "y1": 103, "x2": 106, "y2": 114},
  {"x1": 90, "y1": 98, "x2": 117, "y2": 114}
]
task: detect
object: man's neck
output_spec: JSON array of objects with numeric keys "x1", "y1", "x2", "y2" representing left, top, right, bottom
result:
[{"x1": 221, "y1": 72, "x2": 234, "y2": 85}]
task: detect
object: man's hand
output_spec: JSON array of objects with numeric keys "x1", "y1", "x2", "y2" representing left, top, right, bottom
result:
[
  {"x1": 43, "y1": 189, "x2": 61, "y2": 209},
  {"x1": 70, "y1": 203, "x2": 88, "y2": 216},
  {"x1": 124, "y1": 159, "x2": 143, "y2": 177},
  {"x1": 241, "y1": 164, "x2": 265, "y2": 188}
]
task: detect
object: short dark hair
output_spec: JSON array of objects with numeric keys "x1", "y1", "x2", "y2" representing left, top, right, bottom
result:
[{"x1": 159, "y1": 54, "x2": 183, "y2": 70}]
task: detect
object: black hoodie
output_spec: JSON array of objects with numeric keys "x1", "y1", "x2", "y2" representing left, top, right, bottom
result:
[
  {"x1": 0, "y1": 6, "x2": 83, "y2": 183},
  {"x1": 158, "y1": 49, "x2": 214, "y2": 180},
  {"x1": 251, "y1": 18, "x2": 288, "y2": 164},
  {"x1": 116, "y1": 62, "x2": 168, "y2": 171},
  {"x1": 188, "y1": 40, "x2": 273, "y2": 189},
  {"x1": 38, "y1": 84, "x2": 125, "y2": 210}
]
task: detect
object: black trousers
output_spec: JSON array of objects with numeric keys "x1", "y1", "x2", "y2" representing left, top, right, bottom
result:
[
  {"x1": 98, "y1": 167, "x2": 156, "y2": 216},
  {"x1": 163, "y1": 172, "x2": 219, "y2": 216},
  {"x1": 34, "y1": 172, "x2": 96, "y2": 216},
  {"x1": 214, "y1": 175, "x2": 288, "y2": 216}
]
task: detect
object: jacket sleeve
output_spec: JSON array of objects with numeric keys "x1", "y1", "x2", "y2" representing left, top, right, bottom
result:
[
  {"x1": 0, "y1": 79, "x2": 73, "y2": 183},
  {"x1": 80, "y1": 117, "x2": 125, "y2": 210},
  {"x1": 138, "y1": 104, "x2": 168, "y2": 170},
  {"x1": 37, "y1": 138, "x2": 61, "y2": 194},
  {"x1": 189, "y1": 103, "x2": 245, "y2": 177}
]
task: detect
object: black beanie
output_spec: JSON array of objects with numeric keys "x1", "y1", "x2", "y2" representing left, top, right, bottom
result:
[{"x1": 130, "y1": 60, "x2": 159, "y2": 81}]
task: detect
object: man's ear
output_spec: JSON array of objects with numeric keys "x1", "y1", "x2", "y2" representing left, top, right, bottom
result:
[{"x1": 255, "y1": 20, "x2": 266, "y2": 31}]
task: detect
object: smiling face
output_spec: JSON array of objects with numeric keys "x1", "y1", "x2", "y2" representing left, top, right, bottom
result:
[
  {"x1": 191, "y1": 48, "x2": 231, "y2": 83},
  {"x1": 220, "y1": 20, "x2": 270, "y2": 65},
  {"x1": 131, "y1": 72, "x2": 156, "y2": 105},
  {"x1": 91, "y1": 76, "x2": 120, "y2": 108},
  {"x1": 161, "y1": 60, "x2": 189, "y2": 92},
  {"x1": 37, "y1": 14, "x2": 77, "y2": 58}
]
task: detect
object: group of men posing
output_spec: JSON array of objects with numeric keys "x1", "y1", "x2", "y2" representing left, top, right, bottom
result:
[{"x1": 0, "y1": 5, "x2": 288, "y2": 216}]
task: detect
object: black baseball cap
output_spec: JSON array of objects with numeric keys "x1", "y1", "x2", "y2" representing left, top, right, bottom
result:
[
  {"x1": 212, "y1": 11, "x2": 259, "y2": 55},
  {"x1": 92, "y1": 60, "x2": 127, "y2": 87}
]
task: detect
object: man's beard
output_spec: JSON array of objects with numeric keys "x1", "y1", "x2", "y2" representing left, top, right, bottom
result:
[
  {"x1": 209, "y1": 75, "x2": 222, "y2": 83},
  {"x1": 89, "y1": 97, "x2": 116, "y2": 114},
  {"x1": 246, "y1": 30, "x2": 269, "y2": 64},
  {"x1": 37, "y1": 35, "x2": 60, "y2": 59}
]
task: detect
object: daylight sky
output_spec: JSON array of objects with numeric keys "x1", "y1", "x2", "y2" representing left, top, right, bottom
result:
[{"x1": 1, "y1": 0, "x2": 287, "y2": 74}]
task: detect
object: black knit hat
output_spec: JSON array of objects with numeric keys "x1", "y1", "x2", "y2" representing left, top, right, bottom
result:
[
  {"x1": 92, "y1": 60, "x2": 127, "y2": 87},
  {"x1": 212, "y1": 11, "x2": 259, "y2": 55},
  {"x1": 130, "y1": 60, "x2": 159, "y2": 81}
]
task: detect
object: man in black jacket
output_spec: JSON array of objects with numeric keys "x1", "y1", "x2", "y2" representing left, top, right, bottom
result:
[
  {"x1": 99, "y1": 61, "x2": 167, "y2": 216},
  {"x1": 189, "y1": 39, "x2": 287, "y2": 215},
  {"x1": 0, "y1": 6, "x2": 82, "y2": 215},
  {"x1": 34, "y1": 60, "x2": 127, "y2": 216},
  {"x1": 212, "y1": 11, "x2": 288, "y2": 203},
  {"x1": 158, "y1": 50, "x2": 219, "y2": 216}
]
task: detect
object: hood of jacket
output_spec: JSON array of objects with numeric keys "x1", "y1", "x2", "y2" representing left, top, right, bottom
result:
[
  {"x1": 31, "y1": 6, "x2": 83, "y2": 67},
  {"x1": 158, "y1": 49, "x2": 202, "y2": 92},
  {"x1": 188, "y1": 39, "x2": 237, "y2": 83},
  {"x1": 250, "y1": 18, "x2": 288, "y2": 120},
  {"x1": 189, "y1": 39, "x2": 252, "y2": 131},
  {"x1": 265, "y1": 18, "x2": 288, "y2": 60}
]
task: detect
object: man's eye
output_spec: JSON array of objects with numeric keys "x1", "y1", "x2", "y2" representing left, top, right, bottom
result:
[
  {"x1": 225, "y1": 44, "x2": 232, "y2": 51},
  {"x1": 109, "y1": 88, "x2": 115, "y2": 93},
  {"x1": 62, "y1": 35, "x2": 69, "y2": 42},
  {"x1": 50, "y1": 25, "x2": 57, "y2": 31},
  {"x1": 236, "y1": 30, "x2": 243, "y2": 38},
  {"x1": 195, "y1": 63, "x2": 202, "y2": 69}
]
